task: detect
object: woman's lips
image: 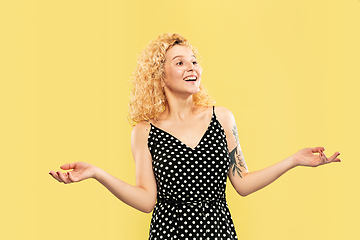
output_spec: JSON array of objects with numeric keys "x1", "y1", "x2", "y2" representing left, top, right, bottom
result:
[{"x1": 183, "y1": 75, "x2": 198, "y2": 81}]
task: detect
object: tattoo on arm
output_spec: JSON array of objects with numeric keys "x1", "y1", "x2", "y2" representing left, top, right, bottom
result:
[
  {"x1": 229, "y1": 124, "x2": 248, "y2": 178},
  {"x1": 232, "y1": 124, "x2": 240, "y2": 145}
]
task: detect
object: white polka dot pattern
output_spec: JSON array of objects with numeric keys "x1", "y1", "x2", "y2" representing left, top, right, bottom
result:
[{"x1": 147, "y1": 107, "x2": 238, "y2": 239}]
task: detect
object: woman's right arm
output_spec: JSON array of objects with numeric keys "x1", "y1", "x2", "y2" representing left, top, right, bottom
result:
[{"x1": 49, "y1": 121, "x2": 157, "y2": 213}]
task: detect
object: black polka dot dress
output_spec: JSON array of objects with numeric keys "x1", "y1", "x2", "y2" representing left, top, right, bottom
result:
[{"x1": 147, "y1": 107, "x2": 238, "y2": 240}]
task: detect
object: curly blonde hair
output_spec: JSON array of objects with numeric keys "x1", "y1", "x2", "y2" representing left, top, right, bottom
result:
[{"x1": 127, "y1": 33, "x2": 215, "y2": 126}]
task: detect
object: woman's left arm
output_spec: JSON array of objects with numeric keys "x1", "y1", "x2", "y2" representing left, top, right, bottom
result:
[{"x1": 215, "y1": 107, "x2": 341, "y2": 197}]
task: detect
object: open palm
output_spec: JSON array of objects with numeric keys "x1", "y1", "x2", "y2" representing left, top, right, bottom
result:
[
  {"x1": 49, "y1": 162, "x2": 96, "y2": 184},
  {"x1": 294, "y1": 147, "x2": 341, "y2": 167}
]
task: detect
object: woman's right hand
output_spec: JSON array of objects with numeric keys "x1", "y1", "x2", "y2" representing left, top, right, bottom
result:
[{"x1": 49, "y1": 162, "x2": 97, "y2": 184}]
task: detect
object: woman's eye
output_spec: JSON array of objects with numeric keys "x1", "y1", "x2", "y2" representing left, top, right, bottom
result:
[
  {"x1": 176, "y1": 62, "x2": 183, "y2": 66},
  {"x1": 192, "y1": 61, "x2": 198, "y2": 65}
]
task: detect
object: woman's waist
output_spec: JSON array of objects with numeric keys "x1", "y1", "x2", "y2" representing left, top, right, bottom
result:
[{"x1": 156, "y1": 194, "x2": 226, "y2": 206}]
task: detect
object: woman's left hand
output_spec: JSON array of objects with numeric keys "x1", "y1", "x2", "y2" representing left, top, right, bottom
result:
[{"x1": 293, "y1": 147, "x2": 341, "y2": 167}]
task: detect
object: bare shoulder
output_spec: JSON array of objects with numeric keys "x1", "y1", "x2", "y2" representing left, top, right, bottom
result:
[
  {"x1": 132, "y1": 120, "x2": 151, "y2": 131},
  {"x1": 131, "y1": 121, "x2": 151, "y2": 144},
  {"x1": 214, "y1": 106, "x2": 236, "y2": 129},
  {"x1": 214, "y1": 106, "x2": 233, "y2": 117}
]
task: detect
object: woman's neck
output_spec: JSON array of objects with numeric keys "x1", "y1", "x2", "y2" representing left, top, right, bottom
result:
[{"x1": 161, "y1": 95, "x2": 197, "y2": 121}]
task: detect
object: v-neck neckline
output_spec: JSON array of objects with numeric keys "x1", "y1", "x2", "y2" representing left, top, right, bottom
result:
[{"x1": 150, "y1": 113, "x2": 214, "y2": 151}]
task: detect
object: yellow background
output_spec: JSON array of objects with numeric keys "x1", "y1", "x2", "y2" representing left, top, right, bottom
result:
[{"x1": 1, "y1": 0, "x2": 359, "y2": 239}]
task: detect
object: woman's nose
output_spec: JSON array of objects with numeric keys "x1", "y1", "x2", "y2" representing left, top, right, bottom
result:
[{"x1": 187, "y1": 62, "x2": 195, "y2": 71}]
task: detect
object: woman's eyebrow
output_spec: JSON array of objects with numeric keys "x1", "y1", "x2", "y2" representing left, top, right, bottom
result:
[
  {"x1": 172, "y1": 55, "x2": 183, "y2": 60},
  {"x1": 172, "y1": 55, "x2": 196, "y2": 60}
]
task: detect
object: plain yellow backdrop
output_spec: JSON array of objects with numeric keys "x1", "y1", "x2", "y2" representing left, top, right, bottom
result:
[{"x1": 1, "y1": 0, "x2": 359, "y2": 239}]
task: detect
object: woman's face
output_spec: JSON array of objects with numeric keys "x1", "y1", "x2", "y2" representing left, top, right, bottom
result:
[{"x1": 163, "y1": 45, "x2": 202, "y2": 97}]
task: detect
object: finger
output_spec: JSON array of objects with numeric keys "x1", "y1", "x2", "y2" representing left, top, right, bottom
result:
[
  {"x1": 67, "y1": 171, "x2": 77, "y2": 182},
  {"x1": 50, "y1": 171, "x2": 63, "y2": 182},
  {"x1": 49, "y1": 171, "x2": 62, "y2": 182},
  {"x1": 57, "y1": 171, "x2": 70, "y2": 184},
  {"x1": 311, "y1": 147, "x2": 325, "y2": 153},
  {"x1": 319, "y1": 151, "x2": 327, "y2": 164},
  {"x1": 328, "y1": 152, "x2": 341, "y2": 163},
  {"x1": 60, "y1": 162, "x2": 77, "y2": 170},
  {"x1": 322, "y1": 151, "x2": 329, "y2": 164}
]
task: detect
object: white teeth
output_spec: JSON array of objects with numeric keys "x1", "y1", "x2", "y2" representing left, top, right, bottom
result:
[{"x1": 184, "y1": 76, "x2": 197, "y2": 81}]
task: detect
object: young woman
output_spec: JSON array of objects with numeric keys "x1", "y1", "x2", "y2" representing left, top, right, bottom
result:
[{"x1": 49, "y1": 33, "x2": 341, "y2": 239}]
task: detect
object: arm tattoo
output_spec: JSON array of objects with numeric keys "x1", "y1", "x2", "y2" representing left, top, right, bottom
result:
[
  {"x1": 229, "y1": 124, "x2": 248, "y2": 178},
  {"x1": 232, "y1": 124, "x2": 240, "y2": 145}
]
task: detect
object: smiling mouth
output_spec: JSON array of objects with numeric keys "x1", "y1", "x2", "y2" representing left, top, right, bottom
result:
[{"x1": 184, "y1": 76, "x2": 197, "y2": 82}]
